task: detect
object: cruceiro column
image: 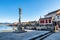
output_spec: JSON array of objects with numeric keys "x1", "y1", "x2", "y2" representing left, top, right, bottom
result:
[{"x1": 18, "y1": 8, "x2": 22, "y2": 31}]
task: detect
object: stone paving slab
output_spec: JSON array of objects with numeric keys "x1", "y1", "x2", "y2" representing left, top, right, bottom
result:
[
  {"x1": 44, "y1": 32, "x2": 60, "y2": 40},
  {"x1": 0, "y1": 30, "x2": 49, "y2": 40}
]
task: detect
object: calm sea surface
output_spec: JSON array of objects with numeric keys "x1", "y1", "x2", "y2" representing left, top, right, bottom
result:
[{"x1": 0, "y1": 25, "x2": 13, "y2": 32}]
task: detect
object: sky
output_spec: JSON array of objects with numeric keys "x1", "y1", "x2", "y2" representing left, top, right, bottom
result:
[{"x1": 0, "y1": 0, "x2": 60, "y2": 23}]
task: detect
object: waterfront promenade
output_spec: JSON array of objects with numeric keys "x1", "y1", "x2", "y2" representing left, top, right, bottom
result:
[
  {"x1": 0, "y1": 30, "x2": 49, "y2": 40},
  {"x1": 44, "y1": 31, "x2": 60, "y2": 40}
]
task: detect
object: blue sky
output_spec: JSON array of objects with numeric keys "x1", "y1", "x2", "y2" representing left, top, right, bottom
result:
[{"x1": 0, "y1": 0, "x2": 60, "y2": 23}]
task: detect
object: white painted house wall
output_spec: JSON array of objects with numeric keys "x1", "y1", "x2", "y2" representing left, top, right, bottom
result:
[
  {"x1": 45, "y1": 12, "x2": 60, "y2": 22},
  {"x1": 54, "y1": 15, "x2": 60, "y2": 21},
  {"x1": 45, "y1": 13, "x2": 56, "y2": 18}
]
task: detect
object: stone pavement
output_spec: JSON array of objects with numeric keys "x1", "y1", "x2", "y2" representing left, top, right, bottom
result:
[
  {"x1": 0, "y1": 30, "x2": 49, "y2": 40},
  {"x1": 44, "y1": 31, "x2": 60, "y2": 40}
]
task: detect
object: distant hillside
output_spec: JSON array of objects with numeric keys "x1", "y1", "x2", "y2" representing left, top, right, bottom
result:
[{"x1": 0, "y1": 23, "x2": 12, "y2": 25}]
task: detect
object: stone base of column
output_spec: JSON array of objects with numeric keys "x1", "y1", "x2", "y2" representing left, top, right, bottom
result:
[{"x1": 14, "y1": 30, "x2": 26, "y2": 33}]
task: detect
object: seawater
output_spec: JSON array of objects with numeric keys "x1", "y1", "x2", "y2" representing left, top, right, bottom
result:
[{"x1": 0, "y1": 25, "x2": 13, "y2": 32}]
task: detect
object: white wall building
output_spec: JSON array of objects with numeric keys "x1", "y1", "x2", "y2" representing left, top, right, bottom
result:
[
  {"x1": 39, "y1": 9, "x2": 60, "y2": 30},
  {"x1": 45, "y1": 9, "x2": 60, "y2": 22}
]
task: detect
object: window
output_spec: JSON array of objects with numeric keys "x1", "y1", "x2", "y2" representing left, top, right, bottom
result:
[
  {"x1": 57, "y1": 16, "x2": 60, "y2": 19},
  {"x1": 40, "y1": 20, "x2": 44, "y2": 23},
  {"x1": 49, "y1": 19, "x2": 51, "y2": 23},
  {"x1": 57, "y1": 16, "x2": 59, "y2": 19},
  {"x1": 46, "y1": 20, "x2": 48, "y2": 23}
]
